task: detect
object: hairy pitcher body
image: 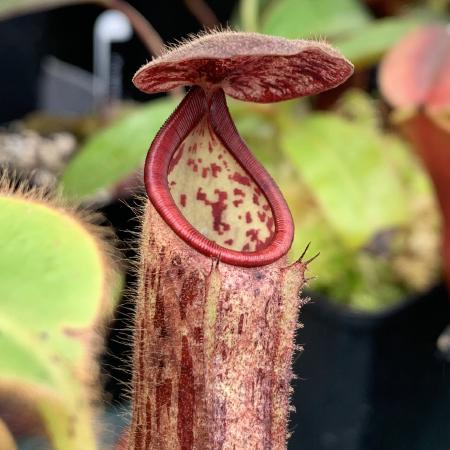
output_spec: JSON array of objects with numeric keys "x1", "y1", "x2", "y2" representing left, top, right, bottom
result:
[{"x1": 129, "y1": 203, "x2": 306, "y2": 450}]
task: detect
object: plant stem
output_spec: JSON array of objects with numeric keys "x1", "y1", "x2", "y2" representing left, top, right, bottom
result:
[
  {"x1": 240, "y1": 0, "x2": 260, "y2": 32},
  {"x1": 399, "y1": 112, "x2": 450, "y2": 287},
  {"x1": 98, "y1": 0, "x2": 165, "y2": 56},
  {"x1": 184, "y1": 0, "x2": 220, "y2": 29},
  {"x1": 1, "y1": 0, "x2": 163, "y2": 57},
  {"x1": 96, "y1": 0, "x2": 183, "y2": 99}
]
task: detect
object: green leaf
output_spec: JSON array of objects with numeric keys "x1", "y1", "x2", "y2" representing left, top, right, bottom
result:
[
  {"x1": 336, "y1": 16, "x2": 422, "y2": 69},
  {"x1": 231, "y1": 98, "x2": 437, "y2": 311},
  {"x1": 334, "y1": 88, "x2": 381, "y2": 129},
  {"x1": 0, "y1": 189, "x2": 118, "y2": 450},
  {"x1": 60, "y1": 97, "x2": 176, "y2": 200},
  {"x1": 231, "y1": 102, "x2": 281, "y2": 167},
  {"x1": 279, "y1": 113, "x2": 411, "y2": 248},
  {"x1": 239, "y1": 0, "x2": 260, "y2": 31},
  {"x1": 261, "y1": 0, "x2": 370, "y2": 40},
  {"x1": 277, "y1": 110, "x2": 440, "y2": 310},
  {"x1": 0, "y1": 0, "x2": 84, "y2": 20}
]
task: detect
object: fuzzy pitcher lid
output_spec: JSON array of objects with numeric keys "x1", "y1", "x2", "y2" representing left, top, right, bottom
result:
[{"x1": 133, "y1": 31, "x2": 354, "y2": 103}]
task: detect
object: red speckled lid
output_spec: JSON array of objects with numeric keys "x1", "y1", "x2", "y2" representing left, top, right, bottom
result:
[
  {"x1": 379, "y1": 25, "x2": 450, "y2": 114},
  {"x1": 133, "y1": 31, "x2": 353, "y2": 103}
]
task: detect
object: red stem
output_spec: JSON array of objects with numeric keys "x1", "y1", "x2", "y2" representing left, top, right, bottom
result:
[
  {"x1": 400, "y1": 113, "x2": 450, "y2": 288},
  {"x1": 184, "y1": 0, "x2": 220, "y2": 28}
]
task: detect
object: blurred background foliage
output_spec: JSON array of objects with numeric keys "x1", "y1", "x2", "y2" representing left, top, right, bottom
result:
[
  {"x1": 0, "y1": 0, "x2": 449, "y2": 448},
  {"x1": 0, "y1": 0, "x2": 446, "y2": 313},
  {"x1": 52, "y1": 0, "x2": 446, "y2": 311}
]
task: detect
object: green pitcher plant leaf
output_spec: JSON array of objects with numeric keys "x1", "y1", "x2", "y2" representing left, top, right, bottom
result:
[
  {"x1": 0, "y1": 179, "x2": 119, "y2": 450},
  {"x1": 261, "y1": 0, "x2": 370, "y2": 41},
  {"x1": 279, "y1": 112, "x2": 411, "y2": 248},
  {"x1": 225, "y1": 93, "x2": 439, "y2": 310},
  {"x1": 336, "y1": 16, "x2": 422, "y2": 69},
  {"x1": 0, "y1": 0, "x2": 89, "y2": 19},
  {"x1": 261, "y1": 0, "x2": 426, "y2": 70},
  {"x1": 60, "y1": 97, "x2": 177, "y2": 201},
  {"x1": 275, "y1": 110, "x2": 440, "y2": 310}
]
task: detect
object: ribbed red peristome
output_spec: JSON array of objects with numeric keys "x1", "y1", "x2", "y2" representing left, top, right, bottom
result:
[{"x1": 144, "y1": 86, "x2": 294, "y2": 267}]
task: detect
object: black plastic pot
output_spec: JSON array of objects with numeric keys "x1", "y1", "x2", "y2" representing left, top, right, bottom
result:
[{"x1": 289, "y1": 284, "x2": 450, "y2": 450}]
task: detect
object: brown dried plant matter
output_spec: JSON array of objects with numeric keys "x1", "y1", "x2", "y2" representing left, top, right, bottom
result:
[
  {"x1": 0, "y1": 172, "x2": 119, "y2": 450},
  {"x1": 128, "y1": 31, "x2": 352, "y2": 450}
]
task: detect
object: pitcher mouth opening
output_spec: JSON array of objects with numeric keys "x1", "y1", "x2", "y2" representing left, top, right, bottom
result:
[{"x1": 144, "y1": 86, "x2": 294, "y2": 267}]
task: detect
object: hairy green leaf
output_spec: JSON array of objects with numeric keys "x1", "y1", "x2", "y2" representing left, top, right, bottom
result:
[{"x1": 0, "y1": 189, "x2": 117, "y2": 450}]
